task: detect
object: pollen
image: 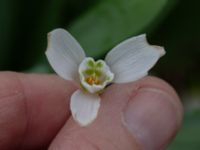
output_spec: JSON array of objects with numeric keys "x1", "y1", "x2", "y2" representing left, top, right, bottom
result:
[{"x1": 85, "y1": 76, "x2": 100, "y2": 85}]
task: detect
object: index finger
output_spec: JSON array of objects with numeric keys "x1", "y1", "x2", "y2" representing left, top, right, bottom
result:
[{"x1": 0, "y1": 72, "x2": 77, "y2": 150}]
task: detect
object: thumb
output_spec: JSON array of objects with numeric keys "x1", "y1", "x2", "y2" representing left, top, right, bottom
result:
[{"x1": 49, "y1": 77, "x2": 183, "y2": 150}]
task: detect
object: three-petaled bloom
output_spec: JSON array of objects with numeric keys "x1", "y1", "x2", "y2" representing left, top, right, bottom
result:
[{"x1": 45, "y1": 28, "x2": 165, "y2": 126}]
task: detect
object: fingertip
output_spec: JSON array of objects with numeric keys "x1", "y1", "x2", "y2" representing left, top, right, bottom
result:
[
  {"x1": 123, "y1": 76, "x2": 183, "y2": 150},
  {"x1": 138, "y1": 76, "x2": 183, "y2": 124}
]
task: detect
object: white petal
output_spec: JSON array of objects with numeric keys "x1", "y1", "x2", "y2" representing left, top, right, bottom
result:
[
  {"x1": 45, "y1": 28, "x2": 86, "y2": 81},
  {"x1": 70, "y1": 90, "x2": 100, "y2": 126},
  {"x1": 105, "y1": 34, "x2": 165, "y2": 83}
]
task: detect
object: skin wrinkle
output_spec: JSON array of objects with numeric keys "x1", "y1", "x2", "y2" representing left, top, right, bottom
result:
[
  {"x1": 14, "y1": 73, "x2": 30, "y2": 149},
  {"x1": 0, "y1": 94, "x2": 24, "y2": 148},
  {"x1": 61, "y1": 136, "x2": 80, "y2": 150},
  {"x1": 115, "y1": 121, "x2": 140, "y2": 150},
  {"x1": 0, "y1": 89, "x2": 22, "y2": 100},
  {"x1": 67, "y1": 129, "x2": 119, "y2": 150},
  {"x1": 52, "y1": 129, "x2": 83, "y2": 150},
  {"x1": 86, "y1": 132, "x2": 121, "y2": 150},
  {"x1": 0, "y1": 72, "x2": 28, "y2": 149},
  {"x1": 61, "y1": 127, "x2": 98, "y2": 150},
  {"x1": 58, "y1": 116, "x2": 123, "y2": 150},
  {"x1": 81, "y1": 135, "x2": 101, "y2": 150}
]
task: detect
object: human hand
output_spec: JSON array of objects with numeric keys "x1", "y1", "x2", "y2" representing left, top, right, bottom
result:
[{"x1": 0, "y1": 72, "x2": 183, "y2": 150}]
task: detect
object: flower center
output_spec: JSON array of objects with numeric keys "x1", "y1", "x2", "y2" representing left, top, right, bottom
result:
[
  {"x1": 85, "y1": 75, "x2": 100, "y2": 85},
  {"x1": 79, "y1": 57, "x2": 114, "y2": 94}
]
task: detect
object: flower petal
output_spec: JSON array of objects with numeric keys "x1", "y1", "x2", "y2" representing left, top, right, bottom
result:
[
  {"x1": 105, "y1": 34, "x2": 165, "y2": 83},
  {"x1": 70, "y1": 90, "x2": 100, "y2": 126},
  {"x1": 45, "y1": 28, "x2": 86, "y2": 81}
]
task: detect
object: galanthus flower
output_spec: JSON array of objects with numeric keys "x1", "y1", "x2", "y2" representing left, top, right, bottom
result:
[{"x1": 45, "y1": 28, "x2": 165, "y2": 126}]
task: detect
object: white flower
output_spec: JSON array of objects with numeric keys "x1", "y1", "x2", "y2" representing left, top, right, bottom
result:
[{"x1": 45, "y1": 28, "x2": 165, "y2": 126}]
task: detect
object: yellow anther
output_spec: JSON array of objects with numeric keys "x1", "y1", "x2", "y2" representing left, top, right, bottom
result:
[
  {"x1": 85, "y1": 76, "x2": 100, "y2": 85},
  {"x1": 94, "y1": 79, "x2": 100, "y2": 85},
  {"x1": 86, "y1": 77, "x2": 93, "y2": 85}
]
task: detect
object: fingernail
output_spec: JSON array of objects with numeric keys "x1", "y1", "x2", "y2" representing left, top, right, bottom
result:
[{"x1": 123, "y1": 88, "x2": 179, "y2": 150}]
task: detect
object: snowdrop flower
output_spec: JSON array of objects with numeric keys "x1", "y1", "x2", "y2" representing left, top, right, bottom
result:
[{"x1": 45, "y1": 28, "x2": 165, "y2": 126}]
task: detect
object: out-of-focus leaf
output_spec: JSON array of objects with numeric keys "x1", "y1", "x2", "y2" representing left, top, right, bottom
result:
[
  {"x1": 0, "y1": 0, "x2": 18, "y2": 69},
  {"x1": 9, "y1": 0, "x2": 67, "y2": 70},
  {"x1": 69, "y1": 0, "x2": 177, "y2": 58},
  {"x1": 168, "y1": 109, "x2": 200, "y2": 150},
  {"x1": 150, "y1": 0, "x2": 200, "y2": 92},
  {"x1": 26, "y1": 62, "x2": 51, "y2": 73},
  {"x1": 28, "y1": 0, "x2": 176, "y2": 72},
  {"x1": 21, "y1": 0, "x2": 95, "y2": 68}
]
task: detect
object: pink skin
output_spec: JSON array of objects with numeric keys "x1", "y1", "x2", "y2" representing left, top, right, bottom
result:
[{"x1": 0, "y1": 72, "x2": 183, "y2": 150}]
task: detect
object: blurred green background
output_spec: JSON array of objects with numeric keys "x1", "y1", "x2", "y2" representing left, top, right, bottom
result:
[{"x1": 0, "y1": 0, "x2": 199, "y2": 149}]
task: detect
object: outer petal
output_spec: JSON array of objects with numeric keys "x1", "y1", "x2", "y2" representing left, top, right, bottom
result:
[
  {"x1": 45, "y1": 28, "x2": 86, "y2": 81},
  {"x1": 70, "y1": 90, "x2": 100, "y2": 126},
  {"x1": 105, "y1": 34, "x2": 165, "y2": 83}
]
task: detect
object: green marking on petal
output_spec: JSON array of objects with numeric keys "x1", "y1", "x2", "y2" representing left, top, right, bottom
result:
[
  {"x1": 87, "y1": 59, "x2": 95, "y2": 68},
  {"x1": 96, "y1": 61, "x2": 103, "y2": 68},
  {"x1": 94, "y1": 69, "x2": 102, "y2": 77},
  {"x1": 84, "y1": 69, "x2": 94, "y2": 75}
]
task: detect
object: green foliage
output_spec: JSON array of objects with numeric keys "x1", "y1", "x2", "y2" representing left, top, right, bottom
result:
[
  {"x1": 151, "y1": 0, "x2": 200, "y2": 92},
  {"x1": 0, "y1": 0, "x2": 176, "y2": 71},
  {"x1": 0, "y1": 0, "x2": 18, "y2": 68},
  {"x1": 168, "y1": 109, "x2": 200, "y2": 150},
  {"x1": 69, "y1": 0, "x2": 175, "y2": 58}
]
